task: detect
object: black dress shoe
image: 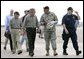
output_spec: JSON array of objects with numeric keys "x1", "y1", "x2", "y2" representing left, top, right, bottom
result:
[
  {"x1": 63, "y1": 52, "x2": 68, "y2": 55},
  {"x1": 4, "y1": 47, "x2": 6, "y2": 50},
  {"x1": 29, "y1": 53, "x2": 34, "y2": 57},
  {"x1": 76, "y1": 50, "x2": 81, "y2": 55},
  {"x1": 18, "y1": 50, "x2": 22, "y2": 55},
  {"x1": 54, "y1": 53, "x2": 58, "y2": 56},
  {"x1": 12, "y1": 51, "x2": 16, "y2": 54}
]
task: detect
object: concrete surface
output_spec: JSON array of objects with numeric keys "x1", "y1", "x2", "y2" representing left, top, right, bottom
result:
[{"x1": 1, "y1": 26, "x2": 83, "y2": 58}]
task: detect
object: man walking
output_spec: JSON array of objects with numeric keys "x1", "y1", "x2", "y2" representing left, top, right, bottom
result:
[
  {"x1": 22, "y1": 8, "x2": 39, "y2": 57},
  {"x1": 40, "y1": 6, "x2": 58, "y2": 56},
  {"x1": 10, "y1": 11, "x2": 21, "y2": 54},
  {"x1": 62, "y1": 7, "x2": 81, "y2": 55},
  {"x1": 4, "y1": 9, "x2": 13, "y2": 52}
]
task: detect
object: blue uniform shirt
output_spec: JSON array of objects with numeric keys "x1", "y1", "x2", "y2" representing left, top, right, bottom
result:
[
  {"x1": 5, "y1": 15, "x2": 13, "y2": 32},
  {"x1": 62, "y1": 14, "x2": 78, "y2": 30}
]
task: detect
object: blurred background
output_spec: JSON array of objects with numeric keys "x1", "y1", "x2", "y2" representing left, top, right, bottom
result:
[{"x1": 1, "y1": 1, "x2": 83, "y2": 25}]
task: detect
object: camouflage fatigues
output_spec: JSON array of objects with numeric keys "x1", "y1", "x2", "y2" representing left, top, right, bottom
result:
[{"x1": 40, "y1": 12, "x2": 58, "y2": 50}]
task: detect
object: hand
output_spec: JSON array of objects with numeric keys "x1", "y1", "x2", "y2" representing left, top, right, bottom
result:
[
  {"x1": 6, "y1": 30, "x2": 8, "y2": 33},
  {"x1": 65, "y1": 29, "x2": 69, "y2": 34},
  {"x1": 74, "y1": 11, "x2": 78, "y2": 14}
]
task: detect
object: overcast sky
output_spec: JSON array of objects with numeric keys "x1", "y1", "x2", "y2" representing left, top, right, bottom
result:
[{"x1": 1, "y1": 1, "x2": 83, "y2": 25}]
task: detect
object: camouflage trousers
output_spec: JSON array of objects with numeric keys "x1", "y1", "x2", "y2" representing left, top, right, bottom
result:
[{"x1": 44, "y1": 30, "x2": 57, "y2": 50}]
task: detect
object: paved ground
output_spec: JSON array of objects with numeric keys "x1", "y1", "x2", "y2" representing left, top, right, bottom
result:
[{"x1": 1, "y1": 26, "x2": 83, "y2": 58}]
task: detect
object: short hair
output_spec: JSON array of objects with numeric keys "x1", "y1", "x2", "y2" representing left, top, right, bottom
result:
[
  {"x1": 67, "y1": 7, "x2": 73, "y2": 11},
  {"x1": 29, "y1": 8, "x2": 35, "y2": 12},
  {"x1": 44, "y1": 6, "x2": 49, "y2": 9},
  {"x1": 27, "y1": 10, "x2": 29, "y2": 12},
  {"x1": 24, "y1": 10, "x2": 29, "y2": 13},
  {"x1": 14, "y1": 11, "x2": 20, "y2": 15},
  {"x1": 24, "y1": 10, "x2": 27, "y2": 12}
]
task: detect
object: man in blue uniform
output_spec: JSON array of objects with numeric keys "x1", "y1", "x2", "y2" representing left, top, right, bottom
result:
[{"x1": 62, "y1": 7, "x2": 82, "y2": 55}]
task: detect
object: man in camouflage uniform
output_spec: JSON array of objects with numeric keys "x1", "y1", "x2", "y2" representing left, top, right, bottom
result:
[{"x1": 40, "y1": 6, "x2": 58, "y2": 56}]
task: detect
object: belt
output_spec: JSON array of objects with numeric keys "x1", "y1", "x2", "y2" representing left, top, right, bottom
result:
[
  {"x1": 12, "y1": 28, "x2": 21, "y2": 29},
  {"x1": 26, "y1": 27, "x2": 36, "y2": 29}
]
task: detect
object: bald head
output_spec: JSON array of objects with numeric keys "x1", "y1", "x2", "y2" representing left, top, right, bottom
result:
[{"x1": 10, "y1": 9, "x2": 14, "y2": 16}]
